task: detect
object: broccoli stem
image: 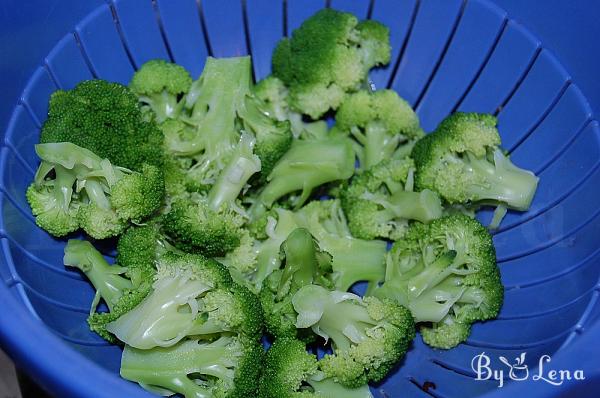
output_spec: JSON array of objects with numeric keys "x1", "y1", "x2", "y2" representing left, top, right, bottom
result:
[
  {"x1": 121, "y1": 339, "x2": 236, "y2": 398},
  {"x1": 63, "y1": 240, "x2": 132, "y2": 312},
  {"x1": 53, "y1": 165, "x2": 78, "y2": 211},
  {"x1": 312, "y1": 299, "x2": 375, "y2": 351},
  {"x1": 384, "y1": 189, "x2": 443, "y2": 223},
  {"x1": 362, "y1": 122, "x2": 401, "y2": 170},
  {"x1": 277, "y1": 228, "x2": 318, "y2": 299},
  {"x1": 466, "y1": 150, "x2": 538, "y2": 211},
  {"x1": 139, "y1": 91, "x2": 181, "y2": 123},
  {"x1": 408, "y1": 277, "x2": 466, "y2": 322},
  {"x1": 308, "y1": 377, "x2": 374, "y2": 398},
  {"x1": 258, "y1": 137, "x2": 355, "y2": 208},
  {"x1": 407, "y1": 250, "x2": 457, "y2": 299},
  {"x1": 84, "y1": 179, "x2": 111, "y2": 209},
  {"x1": 207, "y1": 132, "x2": 261, "y2": 211}
]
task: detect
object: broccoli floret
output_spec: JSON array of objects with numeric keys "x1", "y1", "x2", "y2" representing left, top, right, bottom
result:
[
  {"x1": 121, "y1": 335, "x2": 263, "y2": 398},
  {"x1": 254, "y1": 76, "x2": 329, "y2": 139},
  {"x1": 105, "y1": 253, "x2": 263, "y2": 349},
  {"x1": 129, "y1": 59, "x2": 192, "y2": 123},
  {"x1": 272, "y1": 9, "x2": 391, "y2": 118},
  {"x1": 292, "y1": 285, "x2": 415, "y2": 388},
  {"x1": 373, "y1": 214, "x2": 504, "y2": 349},
  {"x1": 259, "y1": 338, "x2": 374, "y2": 398},
  {"x1": 335, "y1": 90, "x2": 423, "y2": 170},
  {"x1": 341, "y1": 158, "x2": 442, "y2": 240},
  {"x1": 40, "y1": 79, "x2": 163, "y2": 171},
  {"x1": 27, "y1": 143, "x2": 164, "y2": 239},
  {"x1": 412, "y1": 112, "x2": 539, "y2": 211},
  {"x1": 253, "y1": 136, "x2": 356, "y2": 210},
  {"x1": 260, "y1": 228, "x2": 334, "y2": 340},
  {"x1": 238, "y1": 93, "x2": 293, "y2": 182},
  {"x1": 162, "y1": 195, "x2": 246, "y2": 257}
]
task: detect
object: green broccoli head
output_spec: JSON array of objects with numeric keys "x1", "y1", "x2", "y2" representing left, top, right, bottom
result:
[
  {"x1": 341, "y1": 158, "x2": 442, "y2": 240},
  {"x1": 105, "y1": 252, "x2": 262, "y2": 349},
  {"x1": 27, "y1": 143, "x2": 164, "y2": 239},
  {"x1": 412, "y1": 112, "x2": 539, "y2": 210},
  {"x1": 121, "y1": 335, "x2": 263, "y2": 398},
  {"x1": 272, "y1": 9, "x2": 390, "y2": 119},
  {"x1": 40, "y1": 79, "x2": 164, "y2": 171},
  {"x1": 259, "y1": 338, "x2": 374, "y2": 398},
  {"x1": 129, "y1": 59, "x2": 192, "y2": 123},
  {"x1": 336, "y1": 90, "x2": 423, "y2": 170},
  {"x1": 162, "y1": 196, "x2": 245, "y2": 257},
  {"x1": 373, "y1": 214, "x2": 503, "y2": 349},
  {"x1": 292, "y1": 285, "x2": 415, "y2": 388}
]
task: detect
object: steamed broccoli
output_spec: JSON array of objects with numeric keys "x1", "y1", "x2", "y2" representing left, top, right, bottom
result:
[
  {"x1": 64, "y1": 239, "x2": 153, "y2": 342},
  {"x1": 121, "y1": 335, "x2": 263, "y2": 398},
  {"x1": 334, "y1": 90, "x2": 424, "y2": 170},
  {"x1": 252, "y1": 136, "x2": 356, "y2": 210},
  {"x1": 129, "y1": 59, "x2": 193, "y2": 123},
  {"x1": 272, "y1": 9, "x2": 390, "y2": 118},
  {"x1": 105, "y1": 253, "x2": 263, "y2": 349},
  {"x1": 40, "y1": 79, "x2": 164, "y2": 171},
  {"x1": 254, "y1": 76, "x2": 329, "y2": 139},
  {"x1": 27, "y1": 143, "x2": 164, "y2": 238},
  {"x1": 259, "y1": 338, "x2": 373, "y2": 398},
  {"x1": 293, "y1": 285, "x2": 415, "y2": 387},
  {"x1": 412, "y1": 112, "x2": 539, "y2": 211},
  {"x1": 260, "y1": 228, "x2": 334, "y2": 339},
  {"x1": 373, "y1": 214, "x2": 503, "y2": 349},
  {"x1": 341, "y1": 158, "x2": 442, "y2": 240}
]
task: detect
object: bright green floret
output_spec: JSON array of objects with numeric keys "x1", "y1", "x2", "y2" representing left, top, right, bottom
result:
[
  {"x1": 373, "y1": 214, "x2": 504, "y2": 349},
  {"x1": 162, "y1": 195, "x2": 246, "y2": 257},
  {"x1": 121, "y1": 335, "x2": 263, "y2": 398},
  {"x1": 260, "y1": 228, "x2": 334, "y2": 340},
  {"x1": 272, "y1": 9, "x2": 391, "y2": 119},
  {"x1": 341, "y1": 158, "x2": 442, "y2": 240},
  {"x1": 105, "y1": 252, "x2": 263, "y2": 349},
  {"x1": 292, "y1": 285, "x2": 415, "y2": 388},
  {"x1": 335, "y1": 89, "x2": 423, "y2": 170},
  {"x1": 129, "y1": 59, "x2": 192, "y2": 123},
  {"x1": 40, "y1": 79, "x2": 164, "y2": 171},
  {"x1": 259, "y1": 338, "x2": 374, "y2": 398},
  {"x1": 27, "y1": 143, "x2": 164, "y2": 239},
  {"x1": 412, "y1": 112, "x2": 539, "y2": 211}
]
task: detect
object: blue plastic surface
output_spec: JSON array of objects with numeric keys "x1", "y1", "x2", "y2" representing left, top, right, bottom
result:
[{"x1": 0, "y1": 1, "x2": 599, "y2": 397}]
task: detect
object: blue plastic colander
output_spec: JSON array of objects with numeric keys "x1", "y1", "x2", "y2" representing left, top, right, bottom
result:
[{"x1": 0, "y1": 0, "x2": 599, "y2": 397}]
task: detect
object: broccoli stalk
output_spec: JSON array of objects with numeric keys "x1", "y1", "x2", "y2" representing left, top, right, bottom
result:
[
  {"x1": 259, "y1": 338, "x2": 374, "y2": 398},
  {"x1": 412, "y1": 112, "x2": 538, "y2": 211},
  {"x1": 121, "y1": 336, "x2": 263, "y2": 398},
  {"x1": 292, "y1": 285, "x2": 415, "y2": 388},
  {"x1": 129, "y1": 59, "x2": 193, "y2": 123},
  {"x1": 373, "y1": 214, "x2": 504, "y2": 349},
  {"x1": 254, "y1": 136, "x2": 356, "y2": 210},
  {"x1": 64, "y1": 240, "x2": 132, "y2": 313}
]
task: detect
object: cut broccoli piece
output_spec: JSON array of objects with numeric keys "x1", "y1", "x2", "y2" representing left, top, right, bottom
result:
[
  {"x1": 40, "y1": 79, "x2": 163, "y2": 171},
  {"x1": 260, "y1": 228, "x2": 334, "y2": 340},
  {"x1": 129, "y1": 59, "x2": 193, "y2": 123},
  {"x1": 373, "y1": 214, "x2": 504, "y2": 349},
  {"x1": 121, "y1": 335, "x2": 263, "y2": 398},
  {"x1": 341, "y1": 158, "x2": 442, "y2": 240},
  {"x1": 27, "y1": 143, "x2": 164, "y2": 239},
  {"x1": 253, "y1": 136, "x2": 356, "y2": 210},
  {"x1": 293, "y1": 285, "x2": 415, "y2": 388},
  {"x1": 259, "y1": 338, "x2": 373, "y2": 398},
  {"x1": 272, "y1": 9, "x2": 390, "y2": 118},
  {"x1": 105, "y1": 253, "x2": 263, "y2": 349},
  {"x1": 335, "y1": 89, "x2": 423, "y2": 170},
  {"x1": 412, "y1": 112, "x2": 539, "y2": 211}
]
